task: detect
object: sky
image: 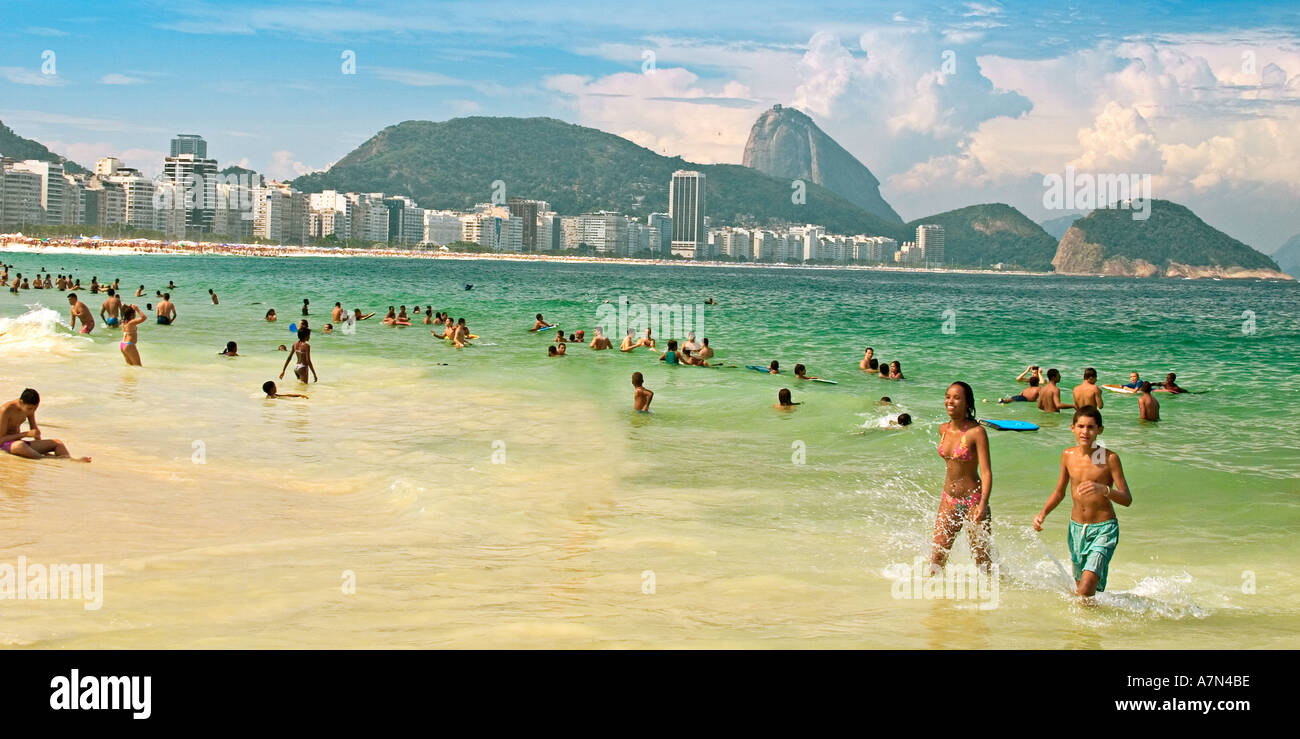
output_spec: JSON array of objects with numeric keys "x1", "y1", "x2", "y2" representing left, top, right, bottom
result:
[{"x1": 2, "y1": 0, "x2": 1299, "y2": 250}]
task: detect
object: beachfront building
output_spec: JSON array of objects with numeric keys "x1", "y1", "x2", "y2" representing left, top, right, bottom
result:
[
  {"x1": 896, "y1": 241, "x2": 922, "y2": 264},
  {"x1": 853, "y1": 236, "x2": 898, "y2": 263},
  {"x1": 170, "y1": 134, "x2": 208, "y2": 158},
  {"x1": 647, "y1": 213, "x2": 672, "y2": 255},
  {"x1": 84, "y1": 177, "x2": 126, "y2": 229},
  {"x1": 212, "y1": 180, "x2": 254, "y2": 240},
  {"x1": 916, "y1": 224, "x2": 944, "y2": 266},
  {"x1": 576, "y1": 211, "x2": 632, "y2": 256},
  {"x1": 162, "y1": 153, "x2": 218, "y2": 233},
  {"x1": 507, "y1": 197, "x2": 540, "y2": 251},
  {"x1": 537, "y1": 211, "x2": 561, "y2": 251},
  {"x1": 669, "y1": 170, "x2": 706, "y2": 258},
  {"x1": 712, "y1": 226, "x2": 751, "y2": 260},
  {"x1": 308, "y1": 190, "x2": 351, "y2": 240},
  {"x1": 0, "y1": 160, "x2": 45, "y2": 228},
  {"x1": 107, "y1": 168, "x2": 156, "y2": 231},
  {"x1": 384, "y1": 196, "x2": 425, "y2": 246},
  {"x1": 155, "y1": 180, "x2": 188, "y2": 237},
  {"x1": 345, "y1": 193, "x2": 389, "y2": 243},
  {"x1": 94, "y1": 157, "x2": 123, "y2": 177},
  {"x1": 61, "y1": 174, "x2": 86, "y2": 227},
  {"x1": 422, "y1": 210, "x2": 462, "y2": 246},
  {"x1": 8, "y1": 160, "x2": 66, "y2": 225}
]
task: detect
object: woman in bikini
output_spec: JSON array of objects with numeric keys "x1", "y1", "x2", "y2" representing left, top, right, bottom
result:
[
  {"x1": 279, "y1": 327, "x2": 318, "y2": 383},
  {"x1": 931, "y1": 381, "x2": 993, "y2": 573},
  {"x1": 119, "y1": 304, "x2": 147, "y2": 366}
]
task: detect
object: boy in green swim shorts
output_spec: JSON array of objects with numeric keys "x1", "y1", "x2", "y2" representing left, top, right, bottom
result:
[{"x1": 1033, "y1": 406, "x2": 1132, "y2": 596}]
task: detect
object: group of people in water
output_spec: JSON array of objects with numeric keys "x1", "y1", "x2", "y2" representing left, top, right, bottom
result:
[{"x1": 3, "y1": 259, "x2": 1178, "y2": 602}]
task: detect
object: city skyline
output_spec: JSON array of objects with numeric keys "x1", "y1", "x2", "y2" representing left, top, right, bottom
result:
[{"x1": 2, "y1": 1, "x2": 1299, "y2": 251}]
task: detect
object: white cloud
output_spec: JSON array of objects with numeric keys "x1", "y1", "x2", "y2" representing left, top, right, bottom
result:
[
  {"x1": 0, "y1": 67, "x2": 67, "y2": 87},
  {"x1": 267, "y1": 150, "x2": 319, "y2": 179},
  {"x1": 99, "y1": 73, "x2": 145, "y2": 85}
]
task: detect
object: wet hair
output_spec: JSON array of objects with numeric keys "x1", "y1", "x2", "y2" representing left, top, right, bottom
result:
[
  {"x1": 262, "y1": 381, "x2": 276, "y2": 395},
  {"x1": 1046, "y1": 368, "x2": 1061, "y2": 382},
  {"x1": 770, "y1": 360, "x2": 779, "y2": 371},
  {"x1": 879, "y1": 365, "x2": 889, "y2": 377},
  {"x1": 865, "y1": 347, "x2": 873, "y2": 353},
  {"x1": 778, "y1": 388, "x2": 792, "y2": 405},
  {"x1": 107, "y1": 288, "x2": 115, "y2": 296},
  {"x1": 67, "y1": 292, "x2": 77, "y2": 301},
  {"x1": 1166, "y1": 372, "x2": 1177, "y2": 382},
  {"x1": 897, "y1": 413, "x2": 912, "y2": 426},
  {"x1": 880, "y1": 396, "x2": 892, "y2": 403},
  {"x1": 163, "y1": 293, "x2": 170, "y2": 300},
  {"x1": 19, "y1": 388, "x2": 39, "y2": 406},
  {"x1": 297, "y1": 328, "x2": 311, "y2": 341},
  {"x1": 547, "y1": 345, "x2": 558, "y2": 356},
  {"x1": 667, "y1": 339, "x2": 678, "y2": 351},
  {"x1": 867, "y1": 358, "x2": 879, "y2": 370},
  {"x1": 890, "y1": 360, "x2": 902, "y2": 373},
  {"x1": 794, "y1": 363, "x2": 806, "y2": 375},
  {"x1": 702, "y1": 338, "x2": 708, "y2": 346},
  {"x1": 225, "y1": 341, "x2": 237, "y2": 353},
  {"x1": 123, "y1": 305, "x2": 137, "y2": 321},
  {"x1": 948, "y1": 381, "x2": 977, "y2": 421},
  {"x1": 1083, "y1": 367, "x2": 1097, "y2": 381},
  {"x1": 303, "y1": 298, "x2": 309, "y2": 304},
  {"x1": 1072, "y1": 405, "x2": 1103, "y2": 427},
  {"x1": 536, "y1": 314, "x2": 543, "y2": 321},
  {"x1": 1139, "y1": 381, "x2": 1152, "y2": 393},
  {"x1": 1029, "y1": 376, "x2": 1040, "y2": 387},
  {"x1": 631, "y1": 371, "x2": 643, "y2": 386}
]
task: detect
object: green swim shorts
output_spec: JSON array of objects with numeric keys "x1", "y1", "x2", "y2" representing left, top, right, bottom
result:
[{"x1": 1068, "y1": 518, "x2": 1119, "y2": 592}]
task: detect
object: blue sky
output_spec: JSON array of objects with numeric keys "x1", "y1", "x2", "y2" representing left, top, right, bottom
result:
[{"x1": 3, "y1": 0, "x2": 1299, "y2": 249}]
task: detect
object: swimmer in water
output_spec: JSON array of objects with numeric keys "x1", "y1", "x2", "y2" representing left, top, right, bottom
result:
[
  {"x1": 931, "y1": 381, "x2": 993, "y2": 574},
  {"x1": 1037, "y1": 368, "x2": 1072, "y2": 413},
  {"x1": 775, "y1": 388, "x2": 800, "y2": 410},
  {"x1": 135, "y1": 284, "x2": 145, "y2": 297},
  {"x1": 332, "y1": 303, "x2": 344, "y2": 322},
  {"x1": 67, "y1": 293, "x2": 95, "y2": 334},
  {"x1": 1138, "y1": 382, "x2": 1160, "y2": 421},
  {"x1": 1071, "y1": 367, "x2": 1103, "y2": 410},
  {"x1": 220, "y1": 341, "x2": 239, "y2": 357},
  {"x1": 859, "y1": 347, "x2": 876, "y2": 371},
  {"x1": 889, "y1": 361, "x2": 905, "y2": 380},
  {"x1": 100, "y1": 289, "x2": 122, "y2": 328},
  {"x1": 632, "y1": 372, "x2": 653, "y2": 411},
  {"x1": 793, "y1": 363, "x2": 820, "y2": 380},
  {"x1": 279, "y1": 327, "x2": 318, "y2": 383},
  {"x1": 697, "y1": 338, "x2": 714, "y2": 361},
  {"x1": 531, "y1": 314, "x2": 548, "y2": 332},
  {"x1": 0, "y1": 388, "x2": 91, "y2": 462},
  {"x1": 119, "y1": 304, "x2": 146, "y2": 366},
  {"x1": 323, "y1": 323, "x2": 333, "y2": 333},
  {"x1": 302, "y1": 298, "x2": 310, "y2": 316},
  {"x1": 590, "y1": 327, "x2": 613, "y2": 350},
  {"x1": 354, "y1": 308, "x2": 375, "y2": 321},
  {"x1": 262, "y1": 381, "x2": 307, "y2": 399},
  {"x1": 209, "y1": 289, "x2": 219, "y2": 305},
  {"x1": 767, "y1": 360, "x2": 780, "y2": 375},
  {"x1": 998, "y1": 375, "x2": 1041, "y2": 404}
]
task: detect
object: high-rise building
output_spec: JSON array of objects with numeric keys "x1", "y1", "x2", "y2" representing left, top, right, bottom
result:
[
  {"x1": 107, "y1": 168, "x2": 156, "y2": 231},
  {"x1": 94, "y1": 157, "x2": 124, "y2": 177},
  {"x1": 162, "y1": 153, "x2": 218, "y2": 232},
  {"x1": 669, "y1": 170, "x2": 706, "y2": 258},
  {"x1": 647, "y1": 213, "x2": 672, "y2": 255},
  {"x1": 507, "y1": 197, "x2": 540, "y2": 251},
  {"x1": 916, "y1": 224, "x2": 944, "y2": 266},
  {"x1": 385, "y1": 196, "x2": 425, "y2": 246},
  {"x1": 170, "y1": 134, "x2": 208, "y2": 158},
  {"x1": 422, "y1": 210, "x2": 462, "y2": 246},
  {"x1": 0, "y1": 160, "x2": 45, "y2": 228},
  {"x1": 10, "y1": 160, "x2": 65, "y2": 225},
  {"x1": 309, "y1": 191, "x2": 351, "y2": 239}
]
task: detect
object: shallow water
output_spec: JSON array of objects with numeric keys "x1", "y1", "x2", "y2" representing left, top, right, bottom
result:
[{"x1": 1, "y1": 252, "x2": 1297, "y2": 647}]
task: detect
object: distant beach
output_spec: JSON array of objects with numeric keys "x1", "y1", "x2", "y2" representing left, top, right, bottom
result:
[{"x1": 1, "y1": 234, "x2": 1047, "y2": 278}]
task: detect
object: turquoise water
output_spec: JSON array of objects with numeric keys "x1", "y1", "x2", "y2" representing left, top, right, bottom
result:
[{"x1": 1, "y1": 251, "x2": 1298, "y2": 647}]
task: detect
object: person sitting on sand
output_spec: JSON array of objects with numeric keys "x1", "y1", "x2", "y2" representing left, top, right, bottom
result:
[
  {"x1": 632, "y1": 372, "x2": 653, "y2": 412},
  {"x1": 1160, "y1": 372, "x2": 1186, "y2": 394},
  {"x1": 1138, "y1": 382, "x2": 1159, "y2": 421},
  {"x1": 531, "y1": 314, "x2": 549, "y2": 332},
  {"x1": 263, "y1": 381, "x2": 307, "y2": 399},
  {"x1": 999, "y1": 375, "x2": 1041, "y2": 404},
  {"x1": 1037, "y1": 368, "x2": 1072, "y2": 413},
  {"x1": 220, "y1": 341, "x2": 239, "y2": 357},
  {"x1": 793, "y1": 363, "x2": 820, "y2": 380},
  {"x1": 67, "y1": 293, "x2": 94, "y2": 334},
  {"x1": 889, "y1": 361, "x2": 905, "y2": 380},
  {"x1": 0, "y1": 388, "x2": 91, "y2": 462},
  {"x1": 776, "y1": 388, "x2": 800, "y2": 410},
  {"x1": 859, "y1": 347, "x2": 876, "y2": 371},
  {"x1": 590, "y1": 327, "x2": 612, "y2": 350},
  {"x1": 660, "y1": 339, "x2": 681, "y2": 365}
]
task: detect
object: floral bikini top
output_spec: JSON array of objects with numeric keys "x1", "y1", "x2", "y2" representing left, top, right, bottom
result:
[{"x1": 938, "y1": 424, "x2": 974, "y2": 462}]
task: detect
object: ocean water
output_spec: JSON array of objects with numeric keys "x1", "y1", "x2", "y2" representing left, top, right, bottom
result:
[{"x1": 1, "y1": 251, "x2": 1297, "y2": 648}]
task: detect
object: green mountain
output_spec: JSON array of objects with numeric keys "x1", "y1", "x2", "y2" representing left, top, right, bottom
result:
[
  {"x1": 1054, "y1": 200, "x2": 1285, "y2": 278},
  {"x1": 906, "y1": 204, "x2": 1059, "y2": 271},
  {"x1": 291, "y1": 116, "x2": 902, "y2": 237},
  {"x1": 1039, "y1": 213, "x2": 1085, "y2": 240},
  {"x1": 1272, "y1": 234, "x2": 1300, "y2": 278},
  {"x1": 0, "y1": 120, "x2": 89, "y2": 174}
]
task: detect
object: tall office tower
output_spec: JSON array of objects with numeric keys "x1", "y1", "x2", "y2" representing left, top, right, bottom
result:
[
  {"x1": 916, "y1": 224, "x2": 944, "y2": 266},
  {"x1": 162, "y1": 153, "x2": 218, "y2": 232},
  {"x1": 669, "y1": 170, "x2": 706, "y2": 258},
  {"x1": 170, "y1": 134, "x2": 208, "y2": 158},
  {"x1": 507, "y1": 197, "x2": 540, "y2": 251}
]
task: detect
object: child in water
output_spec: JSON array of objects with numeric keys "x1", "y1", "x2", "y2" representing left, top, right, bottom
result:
[
  {"x1": 1033, "y1": 406, "x2": 1132, "y2": 597},
  {"x1": 632, "y1": 372, "x2": 653, "y2": 412},
  {"x1": 262, "y1": 381, "x2": 307, "y2": 399},
  {"x1": 775, "y1": 388, "x2": 800, "y2": 409}
]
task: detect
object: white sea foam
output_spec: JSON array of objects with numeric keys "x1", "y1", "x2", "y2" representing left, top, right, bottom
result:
[{"x1": 0, "y1": 305, "x2": 90, "y2": 356}]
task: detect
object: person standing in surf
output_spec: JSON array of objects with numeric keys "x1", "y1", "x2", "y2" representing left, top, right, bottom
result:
[
  {"x1": 931, "y1": 381, "x2": 993, "y2": 574},
  {"x1": 280, "y1": 327, "x2": 318, "y2": 383},
  {"x1": 119, "y1": 304, "x2": 147, "y2": 366}
]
